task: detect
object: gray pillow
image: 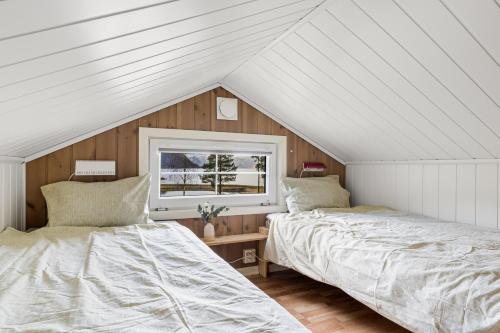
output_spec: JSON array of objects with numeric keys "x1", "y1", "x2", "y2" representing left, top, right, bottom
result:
[
  {"x1": 41, "y1": 174, "x2": 151, "y2": 227},
  {"x1": 281, "y1": 175, "x2": 350, "y2": 213}
]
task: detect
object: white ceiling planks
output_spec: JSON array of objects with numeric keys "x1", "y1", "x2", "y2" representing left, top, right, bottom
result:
[
  {"x1": 225, "y1": 0, "x2": 500, "y2": 162},
  {"x1": 0, "y1": 38, "x2": 267, "y2": 150},
  {"x1": 0, "y1": 0, "x2": 323, "y2": 158},
  {"x1": 269, "y1": 34, "x2": 430, "y2": 160},
  {"x1": 1, "y1": 0, "x2": 499, "y2": 162},
  {"x1": 1, "y1": 57, "x2": 246, "y2": 158},
  {"x1": 245, "y1": 54, "x2": 410, "y2": 161},
  {"x1": 396, "y1": 0, "x2": 500, "y2": 111},
  {"x1": 355, "y1": 0, "x2": 500, "y2": 156},
  {"x1": 224, "y1": 64, "x2": 376, "y2": 162},
  {"x1": 0, "y1": 0, "x2": 314, "y2": 88},
  {"x1": 0, "y1": 0, "x2": 175, "y2": 40},
  {"x1": 0, "y1": 0, "x2": 254, "y2": 67},
  {"x1": 13, "y1": 73, "x2": 224, "y2": 158},
  {"x1": 320, "y1": 2, "x2": 486, "y2": 159},
  {"x1": 442, "y1": 0, "x2": 500, "y2": 66},
  {"x1": 0, "y1": 22, "x2": 288, "y2": 114}
]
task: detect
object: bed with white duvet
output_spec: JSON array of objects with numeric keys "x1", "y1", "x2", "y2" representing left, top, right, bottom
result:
[
  {"x1": 0, "y1": 222, "x2": 308, "y2": 333},
  {"x1": 266, "y1": 206, "x2": 500, "y2": 333}
]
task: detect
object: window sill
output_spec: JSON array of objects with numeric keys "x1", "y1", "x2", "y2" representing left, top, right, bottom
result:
[{"x1": 149, "y1": 205, "x2": 287, "y2": 220}]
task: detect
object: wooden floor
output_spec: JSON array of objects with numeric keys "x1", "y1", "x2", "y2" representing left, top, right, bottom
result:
[{"x1": 248, "y1": 270, "x2": 410, "y2": 333}]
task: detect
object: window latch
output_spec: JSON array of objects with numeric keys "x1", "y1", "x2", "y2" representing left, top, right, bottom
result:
[
  {"x1": 260, "y1": 201, "x2": 271, "y2": 206},
  {"x1": 155, "y1": 207, "x2": 169, "y2": 211}
]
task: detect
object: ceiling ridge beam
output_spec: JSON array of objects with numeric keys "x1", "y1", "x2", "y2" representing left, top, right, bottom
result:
[{"x1": 220, "y1": 0, "x2": 332, "y2": 83}]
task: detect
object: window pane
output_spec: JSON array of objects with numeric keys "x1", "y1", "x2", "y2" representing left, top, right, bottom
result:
[
  {"x1": 232, "y1": 154, "x2": 267, "y2": 173},
  {"x1": 161, "y1": 152, "x2": 214, "y2": 172},
  {"x1": 216, "y1": 154, "x2": 238, "y2": 173},
  {"x1": 159, "y1": 152, "x2": 267, "y2": 198},
  {"x1": 160, "y1": 174, "x2": 216, "y2": 197},
  {"x1": 215, "y1": 173, "x2": 266, "y2": 195}
]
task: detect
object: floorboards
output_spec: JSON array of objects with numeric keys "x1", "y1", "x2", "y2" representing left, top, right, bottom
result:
[{"x1": 248, "y1": 270, "x2": 410, "y2": 333}]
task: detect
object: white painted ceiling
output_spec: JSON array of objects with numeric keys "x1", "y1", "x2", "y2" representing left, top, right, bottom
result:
[
  {"x1": 1, "y1": 0, "x2": 499, "y2": 163},
  {"x1": 225, "y1": 0, "x2": 500, "y2": 162}
]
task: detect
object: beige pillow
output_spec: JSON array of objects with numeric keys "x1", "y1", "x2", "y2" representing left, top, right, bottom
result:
[
  {"x1": 42, "y1": 174, "x2": 151, "y2": 227},
  {"x1": 281, "y1": 175, "x2": 350, "y2": 213}
]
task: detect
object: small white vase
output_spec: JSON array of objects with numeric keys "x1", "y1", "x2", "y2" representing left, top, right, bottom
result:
[{"x1": 204, "y1": 222, "x2": 215, "y2": 241}]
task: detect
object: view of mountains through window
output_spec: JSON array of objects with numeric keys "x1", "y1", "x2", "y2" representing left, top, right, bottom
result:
[{"x1": 160, "y1": 152, "x2": 267, "y2": 197}]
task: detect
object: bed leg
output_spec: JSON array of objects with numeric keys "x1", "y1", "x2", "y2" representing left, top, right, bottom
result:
[{"x1": 258, "y1": 239, "x2": 268, "y2": 278}]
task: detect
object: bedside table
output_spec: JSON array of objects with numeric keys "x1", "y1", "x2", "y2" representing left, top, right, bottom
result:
[{"x1": 204, "y1": 226, "x2": 269, "y2": 278}]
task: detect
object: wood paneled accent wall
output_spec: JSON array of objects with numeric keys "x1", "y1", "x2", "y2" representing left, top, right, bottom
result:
[{"x1": 26, "y1": 87, "x2": 344, "y2": 267}]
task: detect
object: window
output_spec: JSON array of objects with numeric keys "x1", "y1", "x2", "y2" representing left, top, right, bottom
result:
[
  {"x1": 160, "y1": 152, "x2": 267, "y2": 197},
  {"x1": 139, "y1": 128, "x2": 287, "y2": 218}
]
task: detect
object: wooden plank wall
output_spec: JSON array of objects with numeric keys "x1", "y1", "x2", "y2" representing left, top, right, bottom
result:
[{"x1": 25, "y1": 87, "x2": 345, "y2": 267}]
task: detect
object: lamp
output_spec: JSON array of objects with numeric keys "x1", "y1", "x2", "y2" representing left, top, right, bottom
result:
[{"x1": 299, "y1": 162, "x2": 326, "y2": 178}]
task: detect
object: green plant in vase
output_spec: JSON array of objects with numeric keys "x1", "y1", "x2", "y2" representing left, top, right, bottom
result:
[{"x1": 197, "y1": 202, "x2": 229, "y2": 241}]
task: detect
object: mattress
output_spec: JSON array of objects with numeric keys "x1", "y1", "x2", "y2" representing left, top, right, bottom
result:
[
  {"x1": 265, "y1": 207, "x2": 500, "y2": 333},
  {"x1": 0, "y1": 222, "x2": 308, "y2": 333}
]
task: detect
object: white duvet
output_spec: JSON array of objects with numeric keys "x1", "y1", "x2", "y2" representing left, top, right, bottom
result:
[
  {"x1": 0, "y1": 222, "x2": 307, "y2": 333},
  {"x1": 266, "y1": 207, "x2": 500, "y2": 333}
]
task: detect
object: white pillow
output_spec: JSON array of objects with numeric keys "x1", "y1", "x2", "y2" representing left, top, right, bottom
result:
[
  {"x1": 41, "y1": 174, "x2": 151, "y2": 227},
  {"x1": 281, "y1": 175, "x2": 350, "y2": 213}
]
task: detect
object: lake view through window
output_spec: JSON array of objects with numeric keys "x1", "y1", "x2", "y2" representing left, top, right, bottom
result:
[{"x1": 160, "y1": 152, "x2": 267, "y2": 197}]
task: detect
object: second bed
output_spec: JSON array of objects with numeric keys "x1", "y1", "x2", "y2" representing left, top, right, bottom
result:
[{"x1": 266, "y1": 206, "x2": 500, "y2": 333}]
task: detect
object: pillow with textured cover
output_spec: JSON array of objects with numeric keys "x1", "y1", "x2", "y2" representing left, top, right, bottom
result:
[
  {"x1": 41, "y1": 174, "x2": 150, "y2": 227},
  {"x1": 281, "y1": 175, "x2": 350, "y2": 213}
]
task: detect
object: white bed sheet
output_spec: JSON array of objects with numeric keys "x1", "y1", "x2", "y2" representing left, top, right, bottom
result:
[
  {"x1": 0, "y1": 222, "x2": 308, "y2": 333},
  {"x1": 266, "y1": 207, "x2": 500, "y2": 333}
]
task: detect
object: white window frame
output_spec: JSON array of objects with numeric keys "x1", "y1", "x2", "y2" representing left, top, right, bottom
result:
[{"x1": 139, "y1": 128, "x2": 287, "y2": 220}]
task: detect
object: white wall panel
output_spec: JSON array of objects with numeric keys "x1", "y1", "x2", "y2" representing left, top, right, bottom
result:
[
  {"x1": 347, "y1": 160, "x2": 500, "y2": 230},
  {"x1": 456, "y1": 164, "x2": 476, "y2": 225},
  {"x1": 364, "y1": 164, "x2": 385, "y2": 205},
  {"x1": 384, "y1": 164, "x2": 397, "y2": 209},
  {"x1": 395, "y1": 165, "x2": 409, "y2": 212},
  {"x1": 0, "y1": 159, "x2": 24, "y2": 231},
  {"x1": 408, "y1": 164, "x2": 423, "y2": 215},
  {"x1": 349, "y1": 164, "x2": 365, "y2": 206},
  {"x1": 476, "y1": 164, "x2": 498, "y2": 229},
  {"x1": 438, "y1": 164, "x2": 457, "y2": 221},
  {"x1": 422, "y1": 165, "x2": 439, "y2": 219}
]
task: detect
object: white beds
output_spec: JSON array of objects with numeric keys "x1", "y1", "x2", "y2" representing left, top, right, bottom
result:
[
  {"x1": 266, "y1": 206, "x2": 500, "y2": 333},
  {"x1": 0, "y1": 222, "x2": 308, "y2": 333}
]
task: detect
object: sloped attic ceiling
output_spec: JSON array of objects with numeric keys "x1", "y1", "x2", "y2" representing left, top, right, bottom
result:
[
  {"x1": 225, "y1": 0, "x2": 500, "y2": 162},
  {"x1": 0, "y1": 0, "x2": 323, "y2": 158},
  {"x1": 1, "y1": 0, "x2": 499, "y2": 163}
]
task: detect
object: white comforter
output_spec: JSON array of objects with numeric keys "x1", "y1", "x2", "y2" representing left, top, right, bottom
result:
[
  {"x1": 0, "y1": 222, "x2": 307, "y2": 333},
  {"x1": 266, "y1": 207, "x2": 500, "y2": 333}
]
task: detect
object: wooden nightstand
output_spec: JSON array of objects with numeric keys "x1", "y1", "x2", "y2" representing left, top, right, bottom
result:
[{"x1": 204, "y1": 226, "x2": 269, "y2": 278}]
